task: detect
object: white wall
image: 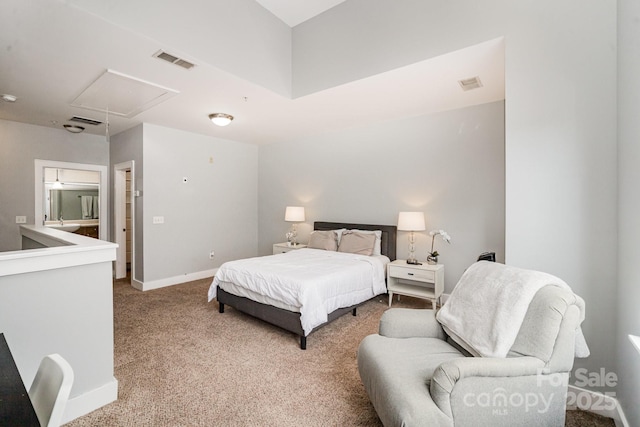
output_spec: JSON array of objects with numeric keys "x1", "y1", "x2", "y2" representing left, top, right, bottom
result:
[
  {"x1": 616, "y1": 0, "x2": 640, "y2": 425},
  {"x1": 293, "y1": 0, "x2": 617, "y2": 397},
  {"x1": 0, "y1": 119, "x2": 108, "y2": 252},
  {"x1": 259, "y1": 102, "x2": 505, "y2": 292},
  {"x1": 142, "y1": 124, "x2": 258, "y2": 284}
]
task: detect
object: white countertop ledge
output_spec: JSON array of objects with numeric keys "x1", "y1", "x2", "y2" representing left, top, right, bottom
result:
[{"x1": 0, "y1": 225, "x2": 117, "y2": 277}]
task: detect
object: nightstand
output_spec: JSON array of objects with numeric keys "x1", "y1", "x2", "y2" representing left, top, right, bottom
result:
[
  {"x1": 387, "y1": 259, "x2": 444, "y2": 309},
  {"x1": 272, "y1": 242, "x2": 307, "y2": 254}
]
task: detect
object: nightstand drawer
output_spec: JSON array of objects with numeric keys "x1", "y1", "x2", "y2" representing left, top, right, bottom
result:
[{"x1": 389, "y1": 266, "x2": 435, "y2": 283}]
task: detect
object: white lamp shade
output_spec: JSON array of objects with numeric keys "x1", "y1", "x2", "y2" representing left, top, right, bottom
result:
[
  {"x1": 397, "y1": 211, "x2": 426, "y2": 231},
  {"x1": 285, "y1": 206, "x2": 305, "y2": 222}
]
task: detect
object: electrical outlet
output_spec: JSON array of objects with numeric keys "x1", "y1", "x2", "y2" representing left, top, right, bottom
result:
[
  {"x1": 209, "y1": 251, "x2": 215, "y2": 259},
  {"x1": 152, "y1": 216, "x2": 164, "y2": 224},
  {"x1": 15, "y1": 216, "x2": 27, "y2": 224}
]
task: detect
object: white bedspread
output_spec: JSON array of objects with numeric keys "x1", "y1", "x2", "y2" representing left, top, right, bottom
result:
[{"x1": 208, "y1": 248, "x2": 389, "y2": 336}]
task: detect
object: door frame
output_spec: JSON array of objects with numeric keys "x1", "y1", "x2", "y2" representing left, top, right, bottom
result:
[{"x1": 114, "y1": 161, "x2": 135, "y2": 281}]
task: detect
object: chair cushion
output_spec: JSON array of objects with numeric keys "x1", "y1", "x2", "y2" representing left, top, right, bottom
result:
[{"x1": 358, "y1": 335, "x2": 461, "y2": 426}]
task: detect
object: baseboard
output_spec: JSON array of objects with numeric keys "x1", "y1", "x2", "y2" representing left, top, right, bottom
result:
[
  {"x1": 132, "y1": 268, "x2": 218, "y2": 291},
  {"x1": 567, "y1": 385, "x2": 629, "y2": 427},
  {"x1": 62, "y1": 377, "x2": 118, "y2": 423}
]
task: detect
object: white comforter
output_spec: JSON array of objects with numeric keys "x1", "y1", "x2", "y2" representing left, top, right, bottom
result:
[{"x1": 208, "y1": 248, "x2": 389, "y2": 336}]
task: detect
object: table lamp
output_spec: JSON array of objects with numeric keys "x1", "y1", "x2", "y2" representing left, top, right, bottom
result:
[
  {"x1": 285, "y1": 206, "x2": 305, "y2": 246},
  {"x1": 397, "y1": 211, "x2": 425, "y2": 264}
]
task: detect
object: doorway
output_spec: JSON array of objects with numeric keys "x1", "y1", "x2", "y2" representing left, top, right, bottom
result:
[{"x1": 114, "y1": 161, "x2": 135, "y2": 282}]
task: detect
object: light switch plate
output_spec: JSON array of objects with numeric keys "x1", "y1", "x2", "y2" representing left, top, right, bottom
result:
[
  {"x1": 15, "y1": 216, "x2": 27, "y2": 224},
  {"x1": 152, "y1": 216, "x2": 164, "y2": 224}
]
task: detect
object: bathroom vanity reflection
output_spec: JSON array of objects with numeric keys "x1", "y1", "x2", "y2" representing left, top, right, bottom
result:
[
  {"x1": 41, "y1": 166, "x2": 103, "y2": 239},
  {"x1": 48, "y1": 188, "x2": 99, "y2": 222}
]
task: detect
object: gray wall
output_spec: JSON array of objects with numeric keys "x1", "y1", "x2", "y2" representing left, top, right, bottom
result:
[
  {"x1": 616, "y1": 0, "x2": 640, "y2": 425},
  {"x1": 0, "y1": 119, "x2": 108, "y2": 251},
  {"x1": 142, "y1": 124, "x2": 258, "y2": 282},
  {"x1": 259, "y1": 102, "x2": 505, "y2": 292},
  {"x1": 0, "y1": 246, "x2": 116, "y2": 421},
  {"x1": 293, "y1": 0, "x2": 618, "y2": 401},
  {"x1": 293, "y1": 0, "x2": 500, "y2": 98},
  {"x1": 69, "y1": 0, "x2": 292, "y2": 97}
]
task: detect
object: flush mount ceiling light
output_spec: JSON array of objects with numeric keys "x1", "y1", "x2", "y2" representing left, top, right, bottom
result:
[
  {"x1": 209, "y1": 113, "x2": 234, "y2": 127},
  {"x1": 2, "y1": 94, "x2": 17, "y2": 102},
  {"x1": 63, "y1": 124, "x2": 85, "y2": 133}
]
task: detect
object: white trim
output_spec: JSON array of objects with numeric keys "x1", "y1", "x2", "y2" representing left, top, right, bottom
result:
[
  {"x1": 567, "y1": 385, "x2": 628, "y2": 427},
  {"x1": 132, "y1": 268, "x2": 218, "y2": 291},
  {"x1": 2, "y1": 226, "x2": 117, "y2": 277},
  {"x1": 62, "y1": 377, "x2": 118, "y2": 424},
  {"x1": 34, "y1": 159, "x2": 109, "y2": 241}
]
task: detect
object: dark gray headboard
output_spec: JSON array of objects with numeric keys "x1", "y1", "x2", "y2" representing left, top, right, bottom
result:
[{"x1": 314, "y1": 221, "x2": 397, "y2": 261}]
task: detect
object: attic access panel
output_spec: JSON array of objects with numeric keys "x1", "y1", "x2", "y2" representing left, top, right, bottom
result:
[{"x1": 71, "y1": 69, "x2": 179, "y2": 118}]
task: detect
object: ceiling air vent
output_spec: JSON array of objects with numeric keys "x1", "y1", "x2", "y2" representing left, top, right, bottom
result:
[
  {"x1": 153, "y1": 50, "x2": 196, "y2": 70},
  {"x1": 458, "y1": 76, "x2": 483, "y2": 91},
  {"x1": 69, "y1": 116, "x2": 103, "y2": 126}
]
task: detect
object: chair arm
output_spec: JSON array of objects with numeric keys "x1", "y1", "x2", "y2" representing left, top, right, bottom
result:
[
  {"x1": 379, "y1": 308, "x2": 446, "y2": 339},
  {"x1": 430, "y1": 356, "x2": 546, "y2": 418}
]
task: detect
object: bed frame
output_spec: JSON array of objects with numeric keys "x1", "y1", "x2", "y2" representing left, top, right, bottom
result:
[{"x1": 217, "y1": 221, "x2": 397, "y2": 349}]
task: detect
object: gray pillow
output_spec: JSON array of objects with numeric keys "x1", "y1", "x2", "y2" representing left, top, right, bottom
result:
[
  {"x1": 338, "y1": 231, "x2": 376, "y2": 256},
  {"x1": 308, "y1": 230, "x2": 338, "y2": 251}
]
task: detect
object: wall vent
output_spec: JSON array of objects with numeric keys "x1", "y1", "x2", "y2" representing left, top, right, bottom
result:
[
  {"x1": 153, "y1": 50, "x2": 196, "y2": 70},
  {"x1": 458, "y1": 76, "x2": 483, "y2": 91},
  {"x1": 69, "y1": 116, "x2": 103, "y2": 126}
]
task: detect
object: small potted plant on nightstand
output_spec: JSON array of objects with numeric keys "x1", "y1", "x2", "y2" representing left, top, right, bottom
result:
[{"x1": 427, "y1": 229, "x2": 451, "y2": 264}]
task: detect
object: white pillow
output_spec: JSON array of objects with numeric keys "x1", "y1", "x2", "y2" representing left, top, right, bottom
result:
[{"x1": 333, "y1": 228, "x2": 347, "y2": 244}]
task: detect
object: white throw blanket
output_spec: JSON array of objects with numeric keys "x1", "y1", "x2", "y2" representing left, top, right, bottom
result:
[{"x1": 436, "y1": 261, "x2": 590, "y2": 358}]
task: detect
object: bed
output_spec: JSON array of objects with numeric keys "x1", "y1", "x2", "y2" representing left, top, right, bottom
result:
[{"x1": 208, "y1": 221, "x2": 397, "y2": 349}]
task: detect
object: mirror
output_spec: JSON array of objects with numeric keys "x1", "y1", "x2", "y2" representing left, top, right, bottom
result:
[
  {"x1": 35, "y1": 160, "x2": 108, "y2": 240},
  {"x1": 44, "y1": 168, "x2": 100, "y2": 222}
]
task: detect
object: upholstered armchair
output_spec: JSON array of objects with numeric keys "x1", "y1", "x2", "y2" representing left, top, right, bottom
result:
[{"x1": 357, "y1": 262, "x2": 588, "y2": 427}]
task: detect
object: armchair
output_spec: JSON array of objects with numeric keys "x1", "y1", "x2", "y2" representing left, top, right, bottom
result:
[{"x1": 357, "y1": 263, "x2": 587, "y2": 427}]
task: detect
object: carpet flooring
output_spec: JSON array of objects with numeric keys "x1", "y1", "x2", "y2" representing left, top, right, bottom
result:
[{"x1": 67, "y1": 277, "x2": 615, "y2": 426}]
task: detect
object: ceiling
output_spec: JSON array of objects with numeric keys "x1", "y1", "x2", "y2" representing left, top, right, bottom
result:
[
  {"x1": 255, "y1": 0, "x2": 348, "y2": 27},
  {"x1": 0, "y1": 0, "x2": 504, "y2": 145}
]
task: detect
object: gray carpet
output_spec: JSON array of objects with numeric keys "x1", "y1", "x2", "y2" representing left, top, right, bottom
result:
[{"x1": 67, "y1": 278, "x2": 615, "y2": 426}]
